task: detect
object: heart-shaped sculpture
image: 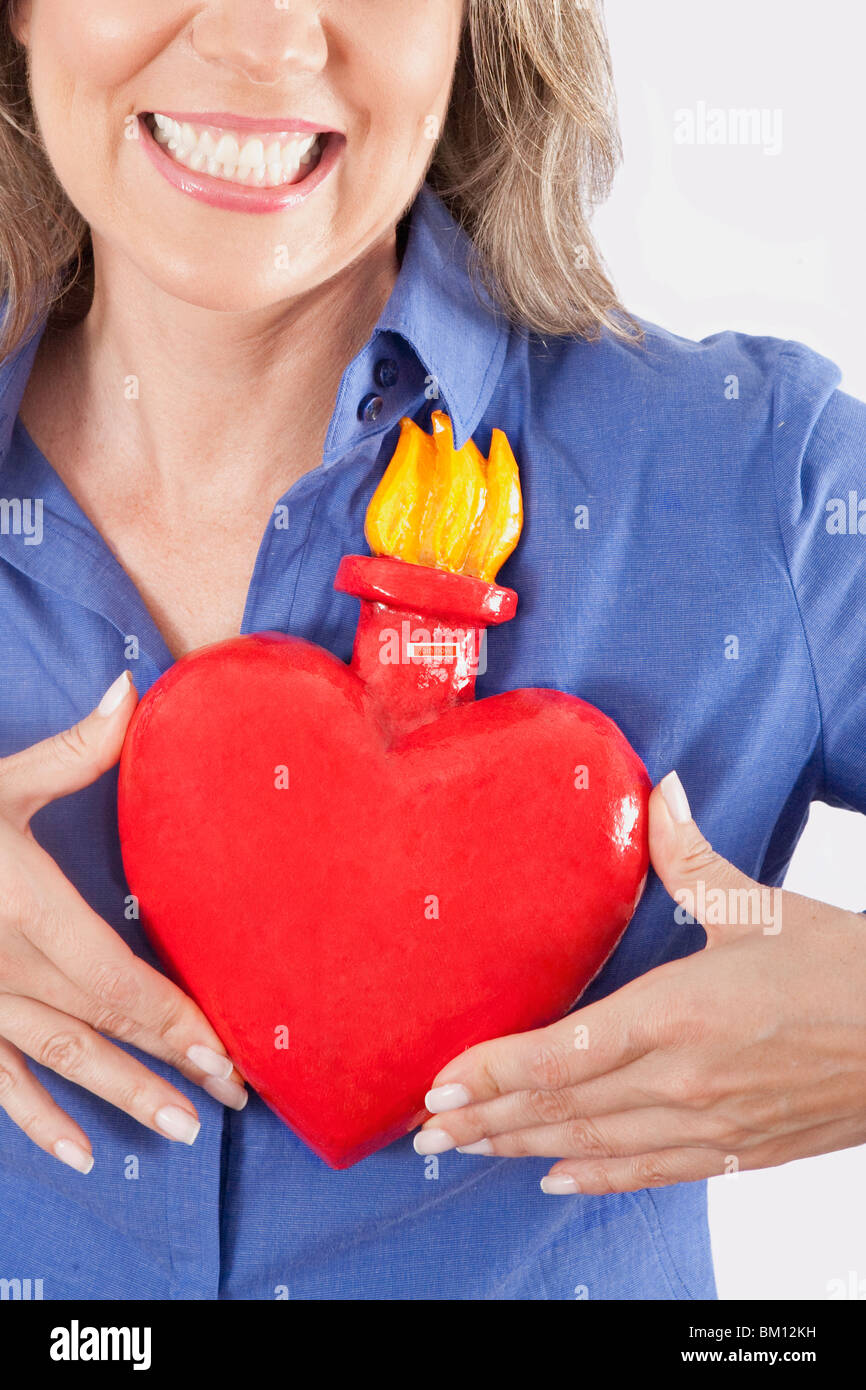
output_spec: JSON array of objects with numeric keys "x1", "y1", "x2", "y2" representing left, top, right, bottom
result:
[{"x1": 118, "y1": 416, "x2": 650, "y2": 1168}]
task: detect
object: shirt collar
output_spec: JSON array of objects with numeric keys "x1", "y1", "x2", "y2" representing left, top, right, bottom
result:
[
  {"x1": 371, "y1": 181, "x2": 510, "y2": 449},
  {"x1": 0, "y1": 181, "x2": 510, "y2": 468}
]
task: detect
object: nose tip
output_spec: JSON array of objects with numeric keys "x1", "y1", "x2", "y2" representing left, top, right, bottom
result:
[{"x1": 193, "y1": 6, "x2": 328, "y2": 86}]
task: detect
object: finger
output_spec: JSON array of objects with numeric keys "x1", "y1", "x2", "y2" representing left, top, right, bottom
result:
[
  {"x1": 540, "y1": 1114, "x2": 866, "y2": 1194},
  {"x1": 0, "y1": 1036, "x2": 95, "y2": 1173},
  {"x1": 419, "y1": 1057, "x2": 834, "y2": 1155},
  {"x1": 0, "y1": 995, "x2": 204, "y2": 1144},
  {"x1": 425, "y1": 981, "x2": 656, "y2": 1108},
  {"x1": 419, "y1": 1063, "x2": 663, "y2": 1149},
  {"x1": 430, "y1": 1092, "x2": 835, "y2": 1160},
  {"x1": 540, "y1": 1146, "x2": 731, "y2": 1195},
  {"x1": 417, "y1": 1105, "x2": 704, "y2": 1158},
  {"x1": 16, "y1": 834, "x2": 245, "y2": 1100},
  {"x1": 416, "y1": 1075, "x2": 728, "y2": 1154},
  {"x1": 0, "y1": 671, "x2": 137, "y2": 828},
  {"x1": 15, "y1": 939, "x2": 247, "y2": 1106},
  {"x1": 652, "y1": 772, "x2": 779, "y2": 941}
]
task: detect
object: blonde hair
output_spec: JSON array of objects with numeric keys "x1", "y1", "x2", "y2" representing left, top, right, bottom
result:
[{"x1": 0, "y1": 0, "x2": 635, "y2": 362}]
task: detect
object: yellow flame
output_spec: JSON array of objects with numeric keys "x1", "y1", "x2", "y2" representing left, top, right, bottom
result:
[{"x1": 365, "y1": 411, "x2": 523, "y2": 582}]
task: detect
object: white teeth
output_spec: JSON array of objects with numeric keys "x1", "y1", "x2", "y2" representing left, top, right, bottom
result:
[
  {"x1": 150, "y1": 113, "x2": 323, "y2": 188},
  {"x1": 214, "y1": 133, "x2": 239, "y2": 165},
  {"x1": 239, "y1": 137, "x2": 264, "y2": 167}
]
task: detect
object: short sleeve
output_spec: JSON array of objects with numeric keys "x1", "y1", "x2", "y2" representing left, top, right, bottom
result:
[{"x1": 772, "y1": 340, "x2": 866, "y2": 813}]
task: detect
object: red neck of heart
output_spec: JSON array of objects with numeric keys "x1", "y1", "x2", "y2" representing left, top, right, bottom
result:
[{"x1": 333, "y1": 554, "x2": 518, "y2": 744}]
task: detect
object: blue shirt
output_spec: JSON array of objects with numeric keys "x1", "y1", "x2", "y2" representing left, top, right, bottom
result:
[{"x1": 1, "y1": 183, "x2": 864, "y2": 1301}]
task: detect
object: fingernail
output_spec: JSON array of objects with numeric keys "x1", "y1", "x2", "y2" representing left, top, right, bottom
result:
[
  {"x1": 456, "y1": 1138, "x2": 493, "y2": 1155},
  {"x1": 186, "y1": 1044, "x2": 233, "y2": 1080},
  {"x1": 540, "y1": 1173, "x2": 579, "y2": 1194},
  {"x1": 54, "y1": 1139, "x2": 94, "y2": 1174},
  {"x1": 659, "y1": 770, "x2": 692, "y2": 824},
  {"x1": 413, "y1": 1128, "x2": 456, "y2": 1155},
  {"x1": 97, "y1": 670, "x2": 132, "y2": 716},
  {"x1": 155, "y1": 1105, "x2": 200, "y2": 1144},
  {"x1": 203, "y1": 1075, "x2": 248, "y2": 1111},
  {"x1": 425, "y1": 1083, "x2": 472, "y2": 1112}
]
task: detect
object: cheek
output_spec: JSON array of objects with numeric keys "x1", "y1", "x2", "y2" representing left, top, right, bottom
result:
[
  {"x1": 27, "y1": 0, "x2": 188, "y2": 90},
  {"x1": 24, "y1": 1, "x2": 190, "y2": 224},
  {"x1": 344, "y1": 6, "x2": 462, "y2": 155}
]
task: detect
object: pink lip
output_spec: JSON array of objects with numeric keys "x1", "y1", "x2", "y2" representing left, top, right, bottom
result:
[
  {"x1": 138, "y1": 116, "x2": 343, "y2": 214},
  {"x1": 150, "y1": 111, "x2": 340, "y2": 134}
]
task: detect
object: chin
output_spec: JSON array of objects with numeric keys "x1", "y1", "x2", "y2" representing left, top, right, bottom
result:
[{"x1": 127, "y1": 251, "x2": 325, "y2": 315}]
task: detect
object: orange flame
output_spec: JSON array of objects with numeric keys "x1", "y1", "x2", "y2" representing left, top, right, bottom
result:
[{"x1": 365, "y1": 412, "x2": 523, "y2": 583}]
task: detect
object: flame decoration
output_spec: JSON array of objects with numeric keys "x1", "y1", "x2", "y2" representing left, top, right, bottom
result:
[{"x1": 365, "y1": 411, "x2": 523, "y2": 583}]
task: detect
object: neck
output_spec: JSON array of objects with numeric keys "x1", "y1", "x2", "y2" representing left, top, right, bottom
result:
[{"x1": 27, "y1": 228, "x2": 400, "y2": 506}]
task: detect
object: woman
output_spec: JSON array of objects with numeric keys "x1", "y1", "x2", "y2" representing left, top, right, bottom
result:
[{"x1": 0, "y1": 0, "x2": 863, "y2": 1302}]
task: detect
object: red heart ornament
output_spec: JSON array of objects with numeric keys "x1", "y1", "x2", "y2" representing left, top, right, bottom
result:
[{"x1": 118, "y1": 555, "x2": 650, "y2": 1168}]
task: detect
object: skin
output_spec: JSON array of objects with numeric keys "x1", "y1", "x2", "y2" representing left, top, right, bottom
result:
[
  {"x1": 15, "y1": 0, "x2": 464, "y2": 656},
  {"x1": 2, "y1": 0, "x2": 464, "y2": 1168},
  {"x1": 418, "y1": 782, "x2": 866, "y2": 1194},
  {"x1": 1, "y1": 2, "x2": 863, "y2": 1192},
  {"x1": 0, "y1": 679, "x2": 241, "y2": 1163}
]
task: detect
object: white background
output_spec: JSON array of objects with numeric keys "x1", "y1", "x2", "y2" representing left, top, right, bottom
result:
[{"x1": 596, "y1": 0, "x2": 866, "y2": 1299}]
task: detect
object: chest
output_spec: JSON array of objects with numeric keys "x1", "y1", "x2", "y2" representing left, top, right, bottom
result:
[
  {"x1": 62, "y1": 461, "x2": 330, "y2": 657},
  {"x1": 0, "y1": 457, "x2": 823, "y2": 942},
  {"x1": 104, "y1": 504, "x2": 272, "y2": 657}
]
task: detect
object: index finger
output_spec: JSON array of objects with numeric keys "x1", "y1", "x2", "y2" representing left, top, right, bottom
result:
[
  {"x1": 21, "y1": 834, "x2": 240, "y2": 1086},
  {"x1": 426, "y1": 981, "x2": 656, "y2": 1109}
]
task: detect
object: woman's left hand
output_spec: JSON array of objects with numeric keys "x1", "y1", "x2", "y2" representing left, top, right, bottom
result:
[{"x1": 414, "y1": 773, "x2": 866, "y2": 1194}]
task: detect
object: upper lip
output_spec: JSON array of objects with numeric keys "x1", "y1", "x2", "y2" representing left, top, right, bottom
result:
[{"x1": 143, "y1": 110, "x2": 341, "y2": 134}]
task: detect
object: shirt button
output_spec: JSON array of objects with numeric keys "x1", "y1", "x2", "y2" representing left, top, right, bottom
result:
[
  {"x1": 373, "y1": 358, "x2": 399, "y2": 389},
  {"x1": 358, "y1": 393, "x2": 384, "y2": 423}
]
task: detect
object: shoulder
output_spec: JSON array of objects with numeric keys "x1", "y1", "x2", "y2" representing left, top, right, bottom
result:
[
  {"x1": 515, "y1": 314, "x2": 842, "y2": 406},
  {"x1": 502, "y1": 314, "x2": 862, "y2": 472}
]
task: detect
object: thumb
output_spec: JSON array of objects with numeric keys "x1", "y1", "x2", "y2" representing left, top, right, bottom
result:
[
  {"x1": 650, "y1": 771, "x2": 775, "y2": 942},
  {"x1": 0, "y1": 671, "x2": 138, "y2": 828}
]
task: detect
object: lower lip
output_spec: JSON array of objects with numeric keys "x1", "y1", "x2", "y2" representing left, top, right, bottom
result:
[{"x1": 138, "y1": 116, "x2": 343, "y2": 214}]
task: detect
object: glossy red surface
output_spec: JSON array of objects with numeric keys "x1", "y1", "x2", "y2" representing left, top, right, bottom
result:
[{"x1": 118, "y1": 557, "x2": 650, "y2": 1167}]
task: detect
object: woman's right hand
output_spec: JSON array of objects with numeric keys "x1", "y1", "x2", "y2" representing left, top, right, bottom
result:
[{"x1": 0, "y1": 670, "x2": 247, "y2": 1175}]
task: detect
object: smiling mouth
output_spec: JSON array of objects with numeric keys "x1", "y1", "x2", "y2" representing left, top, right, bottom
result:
[{"x1": 144, "y1": 113, "x2": 326, "y2": 189}]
